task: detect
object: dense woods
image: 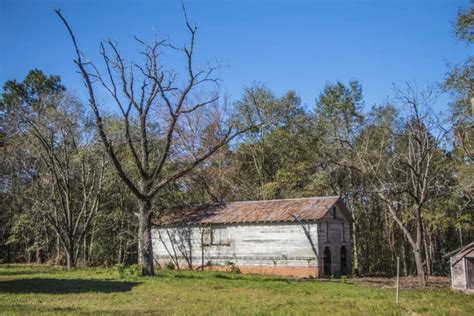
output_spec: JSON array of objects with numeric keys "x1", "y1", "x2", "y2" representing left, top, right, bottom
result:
[{"x1": 0, "y1": 7, "x2": 472, "y2": 285}]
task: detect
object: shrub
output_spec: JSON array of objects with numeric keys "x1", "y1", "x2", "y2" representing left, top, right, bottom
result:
[
  {"x1": 225, "y1": 261, "x2": 241, "y2": 274},
  {"x1": 115, "y1": 264, "x2": 141, "y2": 279},
  {"x1": 340, "y1": 275, "x2": 348, "y2": 283},
  {"x1": 166, "y1": 260, "x2": 175, "y2": 270}
]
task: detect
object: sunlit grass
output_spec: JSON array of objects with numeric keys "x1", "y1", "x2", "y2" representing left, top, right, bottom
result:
[{"x1": 0, "y1": 264, "x2": 472, "y2": 315}]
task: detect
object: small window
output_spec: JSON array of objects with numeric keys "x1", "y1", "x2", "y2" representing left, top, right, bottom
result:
[
  {"x1": 326, "y1": 221, "x2": 330, "y2": 242},
  {"x1": 202, "y1": 227, "x2": 211, "y2": 245},
  {"x1": 333, "y1": 207, "x2": 337, "y2": 219},
  {"x1": 341, "y1": 222, "x2": 345, "y2": 242},
  {"x1": 211, "y1": 226, "x2": 228, "y2": 245}
]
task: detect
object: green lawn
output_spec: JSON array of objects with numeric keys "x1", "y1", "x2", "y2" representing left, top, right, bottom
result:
[{"x1": 0, "y1": 265, "x2": 472, "y2": 315}]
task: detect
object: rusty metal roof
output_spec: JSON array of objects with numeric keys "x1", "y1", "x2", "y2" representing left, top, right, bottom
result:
[{"x1": 154, "y1": 196, "x2": 347, "y2": 226}]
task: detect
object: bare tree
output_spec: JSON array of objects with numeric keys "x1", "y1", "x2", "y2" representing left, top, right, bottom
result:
[
  {"x1": 355, "y1": 84, "x2": 448, "y2": 287},
  {"x1": 55, "y1": 8, "x2": 256, "y2": 275}
]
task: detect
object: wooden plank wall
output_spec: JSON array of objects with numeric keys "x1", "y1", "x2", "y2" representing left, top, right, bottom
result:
[{"x1": 450, "y1": 256, "x2": 467, "y2": 290}]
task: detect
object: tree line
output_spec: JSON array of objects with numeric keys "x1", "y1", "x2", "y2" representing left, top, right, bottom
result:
[{"x1": 0, "y1": 7, "x2": 472, "y2": 287}]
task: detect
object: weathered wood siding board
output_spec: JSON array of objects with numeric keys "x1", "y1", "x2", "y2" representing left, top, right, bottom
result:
[{"x1": 450, "y1": 256, "x2": 467, "y2": 290}]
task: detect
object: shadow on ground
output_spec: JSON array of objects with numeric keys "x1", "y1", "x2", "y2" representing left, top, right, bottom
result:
[
  {"x1": 0, "y1": 270, "x2": 46, "y2": 276},
  {"x1": 1, "y1": 304, "x2": 81, "y2": 314},
  {"x1": 0, "y1": 278, "x2": 140, "y2": 294},
  {"x1": 167, "y1": 272, "x2": 295, "y2": 283}
]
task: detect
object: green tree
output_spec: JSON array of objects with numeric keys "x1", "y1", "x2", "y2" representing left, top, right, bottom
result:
[
  {"x1": 444, "y1": 6, "x2": 473, "y2": 160},
  {"x1": 313, "y1": 80, "x2": 365, "y2": 274},
  {"x1": 1, "y1": 70, "x2": 105, "y2": 268},
  {"x1": 442, "y1": 5, "x2": 474, "y2": 250}
]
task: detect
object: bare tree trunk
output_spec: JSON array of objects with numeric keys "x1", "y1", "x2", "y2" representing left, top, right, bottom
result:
[
  {"x1": 118, "y1": 235, "x2": 123, "y2": 264},
  {"x1": 423, "y1": 231, "x2": 431, "y2": 276},
  {"x1": 401, "y1": 240, "x2": 408, "y2": 276},
  {"x1": 415, "y1": 218, "x2": 426, "y2": 287},
  {"x1": 345, "y1": 193, "x2": 359, "y2": 276},
  {"x1": 26, "y1": 249, "x2": 31, "y2": 264},
  {"x1": 36, "y1": 248, "x2": 43, "y2": 264},
  {"x1": 379, "y1": 195, "x2": 426, "y2": 287},
  {"x1": 413, "y1": 247, "x2": 425, "y2": 286},
  {"x1": 138, "y1": 199, "x2": 154, "y2": 275},
  {"x1": 65, "y1": 247, "x2": 76, "y2": 269},
  {"x1": 351, "y1": 221, "x2": 359, "y2": 275},
  {"x1": 83, "y1": 236, "x2": 88, "y2": 264},
  {"x1": 55, "y1": 233, "x2": 61, "y2": 265},
  {"x1": 89, "y1": 229, "x2": 94, "y2": 263},
  {"x1": 45, "y1": 230, "x2": 50, "y2": 263}
]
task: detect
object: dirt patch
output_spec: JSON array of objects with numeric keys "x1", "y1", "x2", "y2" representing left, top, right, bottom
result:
[{"x1": 348, "y1": 276, "x2": 450, "y2": 289}]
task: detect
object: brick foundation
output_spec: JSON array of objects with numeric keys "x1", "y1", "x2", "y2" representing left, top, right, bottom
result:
[
  {"x1": 178, "y1": 264, "x2": 320, "y2": 278},
  {"x1": 237, "y1": 266, "x2": 319, "y2": 278}
]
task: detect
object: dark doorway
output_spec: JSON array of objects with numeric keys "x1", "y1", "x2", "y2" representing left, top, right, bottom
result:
[
  {"x1": 323, "y1": 247, "x2": 331, "y2": 276},
  {"x1": 467, "y1": 257, "x2": 474, "y2": 289},
  {"x1": 340, "y1": 246, "x2": 348, "y2": 275}
]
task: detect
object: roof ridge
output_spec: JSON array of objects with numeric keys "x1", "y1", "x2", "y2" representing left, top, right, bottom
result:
[
  {"x1": 230, "y1": 195, "x2": 340, "y2": 204},
  {"x1": 170, "y1": 195, "x2": 340, "y2": 209},
  {"x1": 443, "y1": 241, "x2": 474, "y2": 258}
]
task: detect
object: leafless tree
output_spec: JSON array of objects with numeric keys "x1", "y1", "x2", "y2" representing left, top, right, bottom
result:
[
  {"x1": 354, "y1": 84, "x2": 448, "y2": 287},
  {"x1": 55, "y1": 7, "x2": 257, "y2": 275}
]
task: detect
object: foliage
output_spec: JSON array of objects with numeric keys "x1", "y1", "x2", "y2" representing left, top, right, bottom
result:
[
  {"x1": 444, "y1": 5, "x2": 473, "y2": 162},
  {"x1": 166, "y1": 260, "x2": 176, "y2": 270},
  {"x1": 454, "y1": 7, "x2": 474, "y2": 43},
  {"x1": 114, "y1": 263, "x2": 141, "y2": 279}
]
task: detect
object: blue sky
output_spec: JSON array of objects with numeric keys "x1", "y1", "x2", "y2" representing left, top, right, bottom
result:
[{"x1": 0, "y1": 0, "x2": 472, "y2": 112}]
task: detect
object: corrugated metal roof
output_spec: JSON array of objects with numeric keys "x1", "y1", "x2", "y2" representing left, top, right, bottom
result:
[{"x1": 154, "y1": 196, "x2": 344, "y2": 226}]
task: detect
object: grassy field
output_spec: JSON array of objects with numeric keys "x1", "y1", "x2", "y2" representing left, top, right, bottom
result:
[{"x1": 0, "y1": 265, "x2": 472, "y2": 315}]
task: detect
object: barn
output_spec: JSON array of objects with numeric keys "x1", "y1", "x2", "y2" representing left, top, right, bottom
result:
[
  {"x1": 152, "y1": 196, "x2": 352, "y2": 278},
  {"x1": 445, "y1": 242, "x2": 474, "y2": 292}
]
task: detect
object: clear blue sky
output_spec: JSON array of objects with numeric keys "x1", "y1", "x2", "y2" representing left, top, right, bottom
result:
[{"x1": 0, "y1": 0, "x2": 472, "y2": 112}]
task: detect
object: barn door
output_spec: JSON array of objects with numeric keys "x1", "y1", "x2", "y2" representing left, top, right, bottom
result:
[
  {"x1": 467, "y1": 258, "x2": 474, "y2": 289},
  {"x1": 323, "y1": 247, "x2": 331, "y2": 276},
  {"x1": 340, "y1": 246, "x2": 348, "y2": 275}
]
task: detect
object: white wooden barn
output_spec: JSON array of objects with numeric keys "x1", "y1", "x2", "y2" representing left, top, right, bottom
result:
[{"x1": 152, "y1": 196, "x2": 352, "y2": 278}]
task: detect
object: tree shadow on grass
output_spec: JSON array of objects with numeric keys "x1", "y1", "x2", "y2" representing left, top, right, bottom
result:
[
  {"x1": 1, "y1": 304, "x2": 81, "y2": 314},
  {"x1": 0, "y1": 278, "x2": 140, "y2": 294},
  {"x1": 0, "y1": 270, "x2": 46, "y2": 276},
  {"x1": 167, "y1": 271, "x2": 294, "y2": 283}
]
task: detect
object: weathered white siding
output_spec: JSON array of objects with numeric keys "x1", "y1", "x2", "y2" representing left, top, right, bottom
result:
[{"x1": 152, "y1": 222, "x2": 319, "y2": 270}]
